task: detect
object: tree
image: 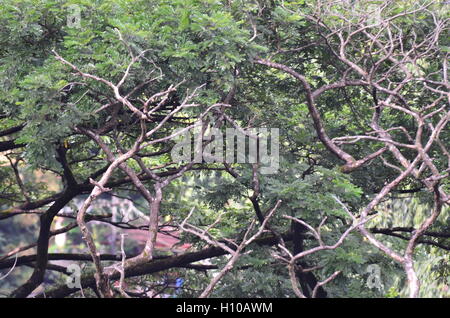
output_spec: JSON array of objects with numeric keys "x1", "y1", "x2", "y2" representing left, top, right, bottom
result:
[{"x1": 0, "y1": 0, "x2": 448, "y2": 298}]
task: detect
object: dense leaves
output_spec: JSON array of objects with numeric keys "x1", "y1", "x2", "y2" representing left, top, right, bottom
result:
[{"x1": 0, "y1": 0, "x2": 448, "y2": 298}]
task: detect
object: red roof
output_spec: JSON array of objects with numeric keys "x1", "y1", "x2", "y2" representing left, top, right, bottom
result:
[{"x1": 124, "y1": 228, "x2": 191, "y2": 252}]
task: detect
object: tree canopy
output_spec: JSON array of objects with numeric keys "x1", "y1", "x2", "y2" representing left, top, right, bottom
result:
[{"x1": 0, "y1": 0, "x2": 448, "y2": 298}]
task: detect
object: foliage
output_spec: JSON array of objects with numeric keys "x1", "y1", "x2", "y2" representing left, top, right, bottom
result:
[{"x1": 0, "y1": 0, "x2": 448, "y2": 298}]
